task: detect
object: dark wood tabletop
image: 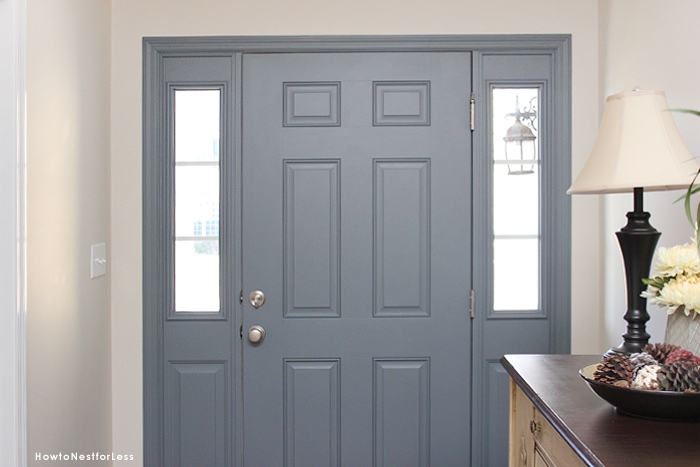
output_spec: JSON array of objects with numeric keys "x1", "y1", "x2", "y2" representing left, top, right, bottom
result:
[{"x1": 501, "y1": 354, "x2": 700, "y2": 467}]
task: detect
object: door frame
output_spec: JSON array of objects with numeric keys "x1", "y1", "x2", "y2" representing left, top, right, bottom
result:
[
  {"x1": 143, "y1": 34, "x2": 571, "y2": 466},
  {"x1": 1, "y1": 0, "x2": 27, "y2": 465}
]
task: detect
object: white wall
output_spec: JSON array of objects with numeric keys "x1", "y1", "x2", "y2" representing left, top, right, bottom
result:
[
  {"x1": 599, "y1": 0, "x2": 700, "y2": 348},
  {"x1": 26, "y1": 0, "x2": 112, "y2": 464},
  {"x1": 110, "y1": 0, "x2": 602, "y2": 462}
]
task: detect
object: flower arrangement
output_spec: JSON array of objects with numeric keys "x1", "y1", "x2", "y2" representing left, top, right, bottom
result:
[
  {"x1": 642, "y1": 241, "x2": 700, "y2": 317},
  {"x1": 641, "y1": 109, "x2": 700, "y2": 318}
]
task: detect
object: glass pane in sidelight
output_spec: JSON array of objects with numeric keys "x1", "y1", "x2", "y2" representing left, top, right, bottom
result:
[
  {"x1": 493, "y1": 238, "x2": 539, "y2": 311},
  {"x1": 174, "y1": 89, "x2": 221, "y2": 313},
  {"x1": 175, "y1": 90, "x2": 220, "y2": 162},
  {"x1": 175, "y1": 165, "x2": 219, "y2": 237},
  {"x1": 492, "y1": 88, "x2": 539, "y2": 165},
  {"x1": 493, "y1": 163, "x2": 539, "y2": 236},
  {"x1": 175, "y1": 240, "x2": 220, "y2": 312}
]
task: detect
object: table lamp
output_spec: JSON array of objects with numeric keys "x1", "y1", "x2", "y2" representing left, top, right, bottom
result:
[{"x1": 568, "y1": 89, "x2": 700, "y2": 354}]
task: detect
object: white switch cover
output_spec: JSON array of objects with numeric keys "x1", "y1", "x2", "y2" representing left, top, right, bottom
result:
[{"x1": 91, "y1": 243, "x2": 107, "y2": 279}]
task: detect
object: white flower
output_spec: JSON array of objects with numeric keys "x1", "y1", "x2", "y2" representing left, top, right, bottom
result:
[
  {"x1": 643, "y1": 240, "x2": 700, "y2": 319},
  {"x1": 652, "y1": 242, "x2": 700, "y2": 277},
  {"x1": 651, "y1": 275, "x2": 700, "y2": 315},
  {"x1": 641, "y1": 285, "x2": 660, "y2": 300}
]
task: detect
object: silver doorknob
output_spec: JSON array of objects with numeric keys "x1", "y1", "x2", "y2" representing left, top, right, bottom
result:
[
  {"x1": 248, "y1": 290, "x2": 266, "y2": 309},
  {"x1": 248, "y1": 325, "x2": 266, "y2": 343}
]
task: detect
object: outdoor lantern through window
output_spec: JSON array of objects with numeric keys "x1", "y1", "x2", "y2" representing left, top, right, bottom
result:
[{"x1": 503, "y1": 97, "x2": 537, "y2": 175}]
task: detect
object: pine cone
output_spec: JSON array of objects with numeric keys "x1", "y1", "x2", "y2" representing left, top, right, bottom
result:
[
  {"x1": 631, "y1": 364, "x2": 662, "y2": 390},
  {"x1": 594, "y1": 353, "x2": 634, "y2": 386},
  {"x1": 643, "y1": 343, "x2": 681, "y2": 364},
  {"x1": 665, "y1": 349, "x2": 700, "y2": 364},
  {"x1": 658, "y1": 362, "x2": 700, "y2": 392},
  {"x1": 629, "y1": 352, "x2": 658, "y2": 375}
]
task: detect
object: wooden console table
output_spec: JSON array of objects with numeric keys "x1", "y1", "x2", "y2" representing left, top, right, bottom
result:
[{"x1": 501, "y1": 354, "x2": 700, "y2": 467}]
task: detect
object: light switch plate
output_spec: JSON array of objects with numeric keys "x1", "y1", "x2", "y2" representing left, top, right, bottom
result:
[{"x1": 91, "y1": 243, "x2": 107, "y2": 279}]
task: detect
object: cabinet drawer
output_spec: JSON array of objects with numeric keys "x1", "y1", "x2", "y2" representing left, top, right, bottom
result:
[
  {"x1": 533, "y1": 412, "x2": 586, "y2": 467},
  {"x1": 510, "y1": 381, "x2": 587, "y2": 467}
]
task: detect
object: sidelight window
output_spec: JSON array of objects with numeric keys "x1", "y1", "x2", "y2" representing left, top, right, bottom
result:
[
  {"x1": 173, "y1": 89, "x2": 221, "y2": 312},
  {"x1": 491, "y1": 88, "x2": 540, "y2": 312}
]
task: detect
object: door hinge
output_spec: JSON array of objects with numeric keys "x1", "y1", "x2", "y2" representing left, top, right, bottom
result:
[
  {"x1": 239, "y1": 325, "x2": 243, "y2": 339},
  {"x1": 469, "y1": 290, "x2": 475, "y2": 319},
  {"x1": 239, "y1": 290, "x2": 243, "y2": 304},
  {"x1": 469, "y1": 92, "x2": 475, "y2": 131}
]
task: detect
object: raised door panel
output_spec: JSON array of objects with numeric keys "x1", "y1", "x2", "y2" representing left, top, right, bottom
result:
[
  {"x1": 284, "y1": 359, "x2": 340, "y2": 466},
  {"x1": 165, "y1": 362, "x2": 227, "y2": 467}
]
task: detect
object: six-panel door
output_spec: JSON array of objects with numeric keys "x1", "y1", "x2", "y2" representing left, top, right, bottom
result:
[{"x1": 241, "y1": 52, "x2": 473, "y2": 466}]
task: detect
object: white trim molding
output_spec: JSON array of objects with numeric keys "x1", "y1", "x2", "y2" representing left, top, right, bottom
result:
[{"x1": 0, "y1": 0, "x2": 27, "y2": 465}]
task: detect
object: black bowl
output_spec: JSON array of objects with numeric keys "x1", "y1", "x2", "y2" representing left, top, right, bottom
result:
[{"x1": 580, "y1": 364, "x2": 700, "y2": 421}]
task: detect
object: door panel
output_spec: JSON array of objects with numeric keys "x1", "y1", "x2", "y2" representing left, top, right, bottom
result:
[
  {"x1": 165, "y1": 362, "x2": 227, "y2": 466},
  {"x1": 283, "y1": 160, "x2": 340, "y2": 318},
  {"x1": 241, "y1": 52, "x2": 472, "y2": 466}
]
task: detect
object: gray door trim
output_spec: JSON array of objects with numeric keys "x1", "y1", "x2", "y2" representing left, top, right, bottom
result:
[
  {"x1": 143, "y1": 34, "x2": 571, "y2": 467},
  {"x1": 143, "y1": 33, "x2": 570, "y2": 54}
]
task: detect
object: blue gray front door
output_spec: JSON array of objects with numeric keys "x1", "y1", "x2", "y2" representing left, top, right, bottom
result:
[
  {"x1": 145, "y1": 35, "x2": 572, "y2": 467},
  {"x1": 241, "y1": 52, "x2": 472, "y2": 465}
]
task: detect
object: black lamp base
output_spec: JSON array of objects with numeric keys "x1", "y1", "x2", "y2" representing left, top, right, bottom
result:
[{"x1": 607, "y1": 187, "x2": 660, "y2": 356}]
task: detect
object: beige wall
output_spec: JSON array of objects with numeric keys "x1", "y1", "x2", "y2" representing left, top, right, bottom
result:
[
  {"x1": 27, "y1": 0, "x2": 112, "y2": 463},
  {"x1": 599, "y1": 0, "x2": 700, "y2": 349},
  {"x1": 110, "y1": 0, "x2": 602, "y2": 462}
]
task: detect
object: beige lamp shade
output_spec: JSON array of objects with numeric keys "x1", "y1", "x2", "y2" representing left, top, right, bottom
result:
[{"x1": 568, "y1": 89, "x2": 699, "y2": 194}]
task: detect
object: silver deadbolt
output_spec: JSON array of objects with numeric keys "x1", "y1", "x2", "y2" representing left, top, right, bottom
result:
[
  {"x1": 248, "y1": 325, "x2": 266, "y2": 343},
  {"x1": 248, "y1": 290, "x2": 266, "y2": 309}
]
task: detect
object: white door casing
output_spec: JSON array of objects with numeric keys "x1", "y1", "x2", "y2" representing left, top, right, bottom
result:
[{"x1": 0, "y1": 0, "x2": 27, "y2": 465}]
